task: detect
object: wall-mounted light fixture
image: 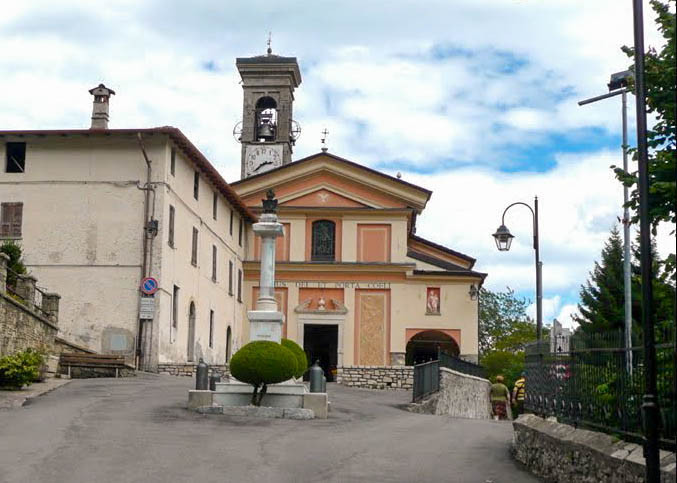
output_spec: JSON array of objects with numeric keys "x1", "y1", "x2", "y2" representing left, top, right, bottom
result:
[{"x1": 468, "y1": 284, "x2": 479, "y2": 301}]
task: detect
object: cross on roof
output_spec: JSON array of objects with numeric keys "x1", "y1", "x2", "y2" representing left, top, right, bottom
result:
[{"x1": 321, "y1": 128, "x2": 329, "y2": 152}]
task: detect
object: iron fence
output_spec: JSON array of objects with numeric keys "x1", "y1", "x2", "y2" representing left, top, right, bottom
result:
[
  {"x1": 439, "y1": 352, "x2": 487, "y2": 379},
  {"x1": 412, "y1": 360, "x2": 440, "y2": 402},
  {"x1": 525, "y1": 328, "x2": 675, "y2": 451}
]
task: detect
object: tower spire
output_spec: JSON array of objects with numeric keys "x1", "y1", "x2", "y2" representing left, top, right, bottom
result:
[{"x1": 267, "y1": 32, "x2": 272, "y2": 55}]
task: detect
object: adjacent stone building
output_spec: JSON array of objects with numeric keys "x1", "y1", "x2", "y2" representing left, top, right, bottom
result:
[{"x1": 0, "y1": 90, "x2": 254, "y2": 371}]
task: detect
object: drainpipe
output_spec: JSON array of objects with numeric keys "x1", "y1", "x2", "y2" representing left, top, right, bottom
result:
[{"x1": 136, "y1": 133, "x2": 155, "y2": 369}]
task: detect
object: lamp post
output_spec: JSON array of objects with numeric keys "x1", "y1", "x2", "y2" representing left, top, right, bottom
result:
[
  {"x1": 578, "y1": 70, "x2": 633, "y2": 375},
  {"x1": 492, "y1": 196, "x2": 542, "y2": 340},
  {"x1": 631, "y1": 0, "x2": 659, "y2": 479}
]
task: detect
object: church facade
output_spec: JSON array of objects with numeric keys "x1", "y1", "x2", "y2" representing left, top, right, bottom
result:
[
  {"x1": 232, "y1": 51, "x2": 485, "y2": 379},
  {"x1": 0, "y1": 48, "x2": 485, "y2": 377}
]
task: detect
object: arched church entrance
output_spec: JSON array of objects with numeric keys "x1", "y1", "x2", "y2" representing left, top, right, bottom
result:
[{"x1": 405, "y1": 330, "x2": 460, "y2": 365}]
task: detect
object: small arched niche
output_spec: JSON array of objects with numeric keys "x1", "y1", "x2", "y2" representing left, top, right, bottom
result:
[{"x1": 255, "y1": 96, "x2": 278, "y2": 142}]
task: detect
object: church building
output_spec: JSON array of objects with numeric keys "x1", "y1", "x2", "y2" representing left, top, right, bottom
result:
[
  {"x1": 0, "y1": 47, "x2": 485, "y2": 378},
  {"x1": 232, "y1": 51, "x2": 485, "y2": 379}
]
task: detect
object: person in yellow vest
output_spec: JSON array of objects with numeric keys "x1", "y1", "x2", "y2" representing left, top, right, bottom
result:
[{"x1": 512, "y1": 372, "x2": 526, "y2": 417}]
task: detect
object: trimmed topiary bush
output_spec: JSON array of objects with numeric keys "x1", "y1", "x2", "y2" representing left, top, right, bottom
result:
[
  {"x1": 281, "y1": 338, "x2": 308, "y2": 379},
  {"x1": 229, "y1": 341, "x2": 297, "y2": 406}
]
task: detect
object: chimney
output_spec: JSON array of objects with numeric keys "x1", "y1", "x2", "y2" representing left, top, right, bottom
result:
[{"x1": 89, "y1": 83, "x2": 115, "y2": 129}]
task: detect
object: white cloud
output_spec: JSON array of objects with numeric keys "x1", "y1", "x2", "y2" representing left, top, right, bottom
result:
[{"x1": 0, "y1": 0, "x2": 672, "y2": 314}]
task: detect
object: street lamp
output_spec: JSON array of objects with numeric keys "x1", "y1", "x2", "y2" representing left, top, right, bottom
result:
[
  {"x1": 492, "y1": 196, "x2": 543, "y2": 340},
  {"x1": 579, "y1": 70, "x2": 634, "y2": 375}
]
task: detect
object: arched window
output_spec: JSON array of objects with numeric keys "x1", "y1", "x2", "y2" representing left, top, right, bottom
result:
[
  {"x1": 311, "y1": 220, "x2": 335, "y2": 261},
  {"x1": 187, "y1": 302, "x2": 196, "y2": 362},
  {"x1": 255, "y1": 96, "x2": 277, "y2": 142},
  {"x1": 225, "y1": 326, "x2": 232, "y2": 363}
]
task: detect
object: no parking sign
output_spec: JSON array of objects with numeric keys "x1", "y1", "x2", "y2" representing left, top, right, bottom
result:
[{"x1": 140, "y1": 277, "x2": 159, "y2": 295}]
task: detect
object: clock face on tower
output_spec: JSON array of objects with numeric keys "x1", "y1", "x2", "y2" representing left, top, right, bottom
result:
[{"x1": 245, "y1": 144, "x2": 283, "y2": 177}]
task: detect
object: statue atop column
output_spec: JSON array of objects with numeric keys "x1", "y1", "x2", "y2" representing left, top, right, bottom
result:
[{"x1": 248, "y1": 189, "x2": 284, "y2": 342}]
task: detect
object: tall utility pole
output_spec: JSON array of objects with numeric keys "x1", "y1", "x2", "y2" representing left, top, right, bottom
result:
[
  {"x1": 631, "y1": 0, "x2": 660, "y2": 480},
  {"x1": 578, "y1": 70, "x2": 633, "y2": 374}
]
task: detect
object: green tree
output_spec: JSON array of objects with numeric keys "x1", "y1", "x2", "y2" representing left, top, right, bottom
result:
[
  {"x1": 479, "y1": 287, "x2": 538, "y2": 389},
  {"x1": 629, "y1": 234, "x2": 676, "y2": 333},
  {"x1": 612, "y1": 0, "x2": 675, "y2": 269},
  {"x1": 572, "y1": 227, "x2": 625, "y2": 334},
  {"x1": 478, "y1": 287, "x2": 531, "y2": 355},
  {"x1": 572, "y1": 228, "x2": 675, "y2": 336}
]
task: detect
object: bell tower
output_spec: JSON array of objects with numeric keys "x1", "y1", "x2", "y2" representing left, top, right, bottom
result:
[{"x1": 235, "y1": 47, "x2": 302, "y2": 179}]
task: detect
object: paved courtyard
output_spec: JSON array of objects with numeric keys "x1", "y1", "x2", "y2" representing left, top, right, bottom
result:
[{"x1": 0, "y1": 374, "x2": 539, "y2": 483}]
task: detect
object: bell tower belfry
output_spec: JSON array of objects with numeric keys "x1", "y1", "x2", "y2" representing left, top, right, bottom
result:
[{"x1": 235, "y1": 47, "x2": 302, "y2": 179}]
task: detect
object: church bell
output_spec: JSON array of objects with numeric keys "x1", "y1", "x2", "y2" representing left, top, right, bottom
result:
[{"x1": 257, "y1": 119, "x2": 275, "y2": 141}]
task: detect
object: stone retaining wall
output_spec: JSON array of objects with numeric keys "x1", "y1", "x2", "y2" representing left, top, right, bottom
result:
[
  {"x1": 406, "y1": 367, "x2": 492, "y2": 419},
  {"x1": 54, "y1": 336, "x2": 96, "y2": 354},
  {"x1": 0, "y1": 292, "x2": 58, "y2": 356},
  {"x1": 513, "y1": 413, "x2": 676, "y2": 483},
  {"x1": 157, "y1": 363, "x2": 229, "y2": 378},
  {"x1": 336, "y1": 365, "x2": 413, "y2": 390}
]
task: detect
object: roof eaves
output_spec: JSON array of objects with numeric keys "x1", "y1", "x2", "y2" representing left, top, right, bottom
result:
[
  {"x1": 409, "y1": 234, "x2": 476, "y2": 267},
  {"x1": 412, "y1": 269, "x2": 487, "y2": 279},
  {"x1": 0, "y1": 127, "x2": 256, "y2": 223},
  {"x1": 407, "y1": 250, "x2": 466, "y2": 271}
]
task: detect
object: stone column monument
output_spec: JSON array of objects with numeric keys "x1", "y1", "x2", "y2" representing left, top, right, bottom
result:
[{"x1": 248, "y1": 189, "x2": 284, "y2": 343}]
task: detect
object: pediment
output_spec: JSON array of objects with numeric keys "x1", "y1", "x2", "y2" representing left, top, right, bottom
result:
[
  {"x1": 280, "y1": 188, "x2": 370, "y2": 208},
  {"x1": 232, "y1": 152, "x2": 432, "y2": 213}
]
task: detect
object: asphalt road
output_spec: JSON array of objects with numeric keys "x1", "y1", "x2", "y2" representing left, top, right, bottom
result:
[{"x1": 0, "y1": 374, "x2": 540, "y2": 483}]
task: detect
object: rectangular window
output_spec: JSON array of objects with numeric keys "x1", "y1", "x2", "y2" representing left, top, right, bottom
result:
[
  {"x1": 0, "y1": 202, "x2": 23, "y2": 238},
  {"x1": 5, "y1": 142, "x2": 26, "y2": 173},
  {"x1": 191, "y1": 227, "x2": 198, "y2": 266},
  {"x1": 238, "y1": 217, "x2": 243, "y2": 247},
  {"x1": 172, "y1": 285, "x2": 179, "y2": 329},
  {"x1": 168, "y1": 205, "x2": 175, "y2": 247},
  {"x1": 209, "y1": 310, "x2": 214, "y2": 348},
  {"x1": 193, "y1": 171, "x2": 199, "y2": 200},
  {"x1": 212, "y1": 245, "x2": 217, "y2": 282},
  {"x1": 228, "y1": 260, "x2": 234, "y2": 296},
  {"x1": 212, "y1": 192, "x2": 218, "y2": 220},
  {"x1": 170, "y1": 147, "x2": 176, "y2": 176},
  {"x1": 229, "y1": 209, "x2": 233, "y2": 236},
  {"x1": 237, "y1": 269, "x2": 243, "y2": 302}
]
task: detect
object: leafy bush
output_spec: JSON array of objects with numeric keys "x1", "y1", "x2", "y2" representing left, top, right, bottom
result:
[
  {"x1": 480, "y1": 350, "x2": 525, "y2": 390},
  {"x1": 0, "y1": 350, "x2": 42, "y2": 389},
  {"x1": 0, "y1": 241, "x2": 27, "y2": 290},
  {"x1": 23, "y1": 348, "x2": 46, "y2": 382},
  {"x1": 281, "y1": 338, "x2": 308, "y2": 379},
  {"x1": 229, "y1": 341, "x2": 297, "y2": 406}
]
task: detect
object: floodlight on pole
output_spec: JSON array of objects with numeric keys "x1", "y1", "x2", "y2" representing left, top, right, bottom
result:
[{"x1": 578, "y1": 69, "x2": 634, "y2": 377}]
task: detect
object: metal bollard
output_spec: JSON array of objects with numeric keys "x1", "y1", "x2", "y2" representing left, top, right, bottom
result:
[
  {"x1": 209, "y1": 374, "x2": 221, "y2": 391},
  {"x1": 196, "y1": 358, "x2": 209, "y2": 390},
  {"x1": 309, "y1": 360, "x2": 324, "y2": 393}
]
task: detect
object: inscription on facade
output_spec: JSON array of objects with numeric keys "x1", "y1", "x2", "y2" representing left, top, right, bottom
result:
[{"x1": 275, "y1": 281, "x2": 390, "y2": 289}]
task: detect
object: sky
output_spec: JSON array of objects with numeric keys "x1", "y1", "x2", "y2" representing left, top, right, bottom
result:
[{"x1": 1, "y1": 0, "x2": 674, "y2": 329}]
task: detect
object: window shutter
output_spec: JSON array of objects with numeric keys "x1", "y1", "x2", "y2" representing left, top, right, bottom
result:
[{"x1": 1, "y1": 203, "x2": 22, "y2": 238}]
